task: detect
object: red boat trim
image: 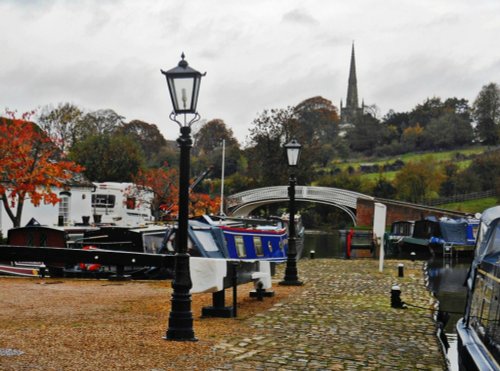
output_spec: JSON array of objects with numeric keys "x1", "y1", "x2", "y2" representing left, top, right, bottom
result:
[
  {"x1": 0, "y1": 265, "x2": 39, "y2": 277},
  {"x1": 220, "y1": 226, "x2": 286, "y2": 235}
]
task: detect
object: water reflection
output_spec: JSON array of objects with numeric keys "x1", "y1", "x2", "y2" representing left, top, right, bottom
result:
[
  {"x1": 302, "y1": 230, "x2": 342, "y2": 258},
  {"x1": 427, "y1": 257, "x2": 470, "y2": 371}
]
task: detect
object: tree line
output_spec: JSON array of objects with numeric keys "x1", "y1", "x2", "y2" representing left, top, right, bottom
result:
[{"x1": 1, "y1": 82, "x2": 499, "y2": 225}]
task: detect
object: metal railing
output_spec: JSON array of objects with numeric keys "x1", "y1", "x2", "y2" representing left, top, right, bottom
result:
[
  {"x1": 227, "y1": 186, "x2": 373, "y2": 210},
  {"x1": 423, "y1": 189, "x2": 496, "y2": 206}
]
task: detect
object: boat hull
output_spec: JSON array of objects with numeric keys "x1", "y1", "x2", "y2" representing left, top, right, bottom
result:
[
  {"x1": 429, "y1": 243, "x2": 475, "y2": 257},
  {"x1": 456, "y1": 319, "x2": 500, "y2": 371},
  {"x1": 0, "y1": 262, "x2": 40, "y2": 277},
  {"x1": 398, "y1": 237, "x2": 432, "y2": 258}
]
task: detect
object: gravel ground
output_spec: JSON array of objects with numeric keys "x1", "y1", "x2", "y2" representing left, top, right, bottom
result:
[
  {"x1": 0, "y1": 275, "x2": 301, "y2": 371},
  {"x1": 0, "y1": 259, "x2": 446, "y2": 370}
]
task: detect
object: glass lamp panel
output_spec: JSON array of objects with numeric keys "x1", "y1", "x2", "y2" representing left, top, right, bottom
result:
[
  {"x1": 287, "y1": 147, "x2": 300, "y2": 166},
  {"x1": 169, "y1": 76, "x2": 195, "y2": 112}
]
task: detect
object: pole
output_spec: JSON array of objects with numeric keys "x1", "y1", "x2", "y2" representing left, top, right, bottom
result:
[
  {"x1": 279, "y1": 173, "x2": 303, "y2": 286},
  {"x1": 220, "y1": 139, "x2": 225, "y2": 215},
  {"x1": 165, "y1": 125, "x2": 197, "y2": 341}
]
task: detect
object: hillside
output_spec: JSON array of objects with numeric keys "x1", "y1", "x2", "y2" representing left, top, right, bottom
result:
[{"x1": 331, "y1": 146, "x2": 486, "y2": 181}]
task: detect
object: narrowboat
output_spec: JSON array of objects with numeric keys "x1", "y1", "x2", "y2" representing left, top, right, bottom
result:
[
  {"x1": 456, "y1": 206, "x2": 500, "y2": 370},
  {"x1": 399, "y1": 218, "x2": 439, "y2": 258},
  {"x1": 385, "y1": 220, "x2": 414, "y2": 256},
  {"x1": 399, "y1": 217, "x2": 478, "y2": 259},
  {"x1": 0, "y1": 222, "x2": 98, "y2": 277},
  {"x1": 194, "y1": 215, "x2": 298, "y2": 262},
  {"x1": 65, "y1": 224, "x2": 173, "y2": 278},
  {"x1": 0, "y1": 217, "x2": 284, "y2": 280},
  {"x1": 428, "y1": 218, "x2": 478, "y2": 257}
]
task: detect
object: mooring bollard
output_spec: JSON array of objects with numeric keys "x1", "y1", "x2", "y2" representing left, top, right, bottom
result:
[
  {"x1": 310, "y1": 250, "x2": 315, "y2": 259},
  {"x1": 391, "y1": 284, "x2": 406, "y2": 309},
  {"x1": 39, "y1": 263, "x2": 46, "y2": 279},
  {"x1": 398, "y1": 263, "x2": 404, "y2": 278}
]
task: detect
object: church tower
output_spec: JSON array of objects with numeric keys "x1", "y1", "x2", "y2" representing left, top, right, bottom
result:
[{"x1": 341, "y1": 43, "x2": 363, "y2": 124}]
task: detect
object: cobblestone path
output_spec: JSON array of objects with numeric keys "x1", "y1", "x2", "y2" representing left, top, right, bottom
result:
[{"x1": 211, "y1": 259, "x2": 448, "y2": 370}]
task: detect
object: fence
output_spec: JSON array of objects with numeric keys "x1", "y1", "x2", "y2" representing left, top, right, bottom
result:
[{"x1": 423, "y1": 189, "x2": 496, "y2": 206}]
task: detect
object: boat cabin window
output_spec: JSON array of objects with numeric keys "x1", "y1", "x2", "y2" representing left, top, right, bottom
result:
[
  {"x1": 58, "y1": 193, "x2": 70, "y2": 225},
  {"x1": 142, "y1": 233, "x2": 165, "y2": 254},
  {"x1": 187, "y1": 237, "x2": 201, "y2": 257},
  {"x1": 254, "y1": 237, "x2": 264, "y2": 256},
  {"x1": 193, "y1": 230, "x2": 220, "y2": 252},
  {"x1": 470, "y1": 266, "x2": 500, "y2": 353},
  {"x1": 92, "y1": 194, "x2": 116, "y2": 209},
  {"x1": 163, "y1": 231, "x2": 176, "y2": 253},
  {"x1": 234, "y1": 235, "x2": 246, "y2": 257},
  {"x1": 392, "y1": 222, "x2": 413, "y2": 236},
  {"x1": 126, "y1": 197, "x2": 136, "y2": 210}
]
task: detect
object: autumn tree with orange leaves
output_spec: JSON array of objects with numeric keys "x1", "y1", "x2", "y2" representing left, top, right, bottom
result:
[
  {"x1": 0, "y1": 111, "x2": 84, "y2": 228},
  {"x1": 131, "y1": 165, "x2": 220, "y2": 220}
]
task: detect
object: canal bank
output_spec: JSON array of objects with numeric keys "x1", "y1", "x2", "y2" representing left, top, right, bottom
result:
[{"x1": 212, "y1": 258, "x2": 447, "y2": 370}]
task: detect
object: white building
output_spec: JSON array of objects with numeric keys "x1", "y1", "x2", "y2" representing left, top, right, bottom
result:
[
  {"x1": 0, "y1": 182, "x2": 154, "y2": 238},
  {"x1": 90, "y1": 182, "x2": 154, "y2": 227}
]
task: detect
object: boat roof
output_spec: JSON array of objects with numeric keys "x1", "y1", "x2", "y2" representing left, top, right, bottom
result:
[
  {"x1": 475, "y1": 207, "x2": 500, "y2": 259},
  {"x1": 479, "y1": 206, "x2": 500, "y2": 229},
  {"x1": 439, "y1": 219, "x2": 468, "y2": 244}
]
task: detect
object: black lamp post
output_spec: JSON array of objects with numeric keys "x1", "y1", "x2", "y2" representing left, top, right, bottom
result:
[
  {"x1": 161, "y1": 53, "x2": 204, "y2": 341},
  {"x1": 279, "y1": 139, "x2": 303, "y2": 286}
]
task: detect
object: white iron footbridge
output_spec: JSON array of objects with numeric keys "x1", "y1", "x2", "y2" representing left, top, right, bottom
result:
[{"x1": 226, "y1": 186, "x2": 374, "y2": 224}]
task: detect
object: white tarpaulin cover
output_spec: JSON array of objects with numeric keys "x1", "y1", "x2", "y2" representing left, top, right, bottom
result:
[
  {"x1": 190, "y1": 257, "x2": 227, "y2": 293},
  {"x1": 189, "y1": 257, "x2": 272, "y2": 294}
]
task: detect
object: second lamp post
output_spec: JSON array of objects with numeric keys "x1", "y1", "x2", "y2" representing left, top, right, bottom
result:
[{"x1": 279, "y1": 139, "x2": 303, "y2": 286}]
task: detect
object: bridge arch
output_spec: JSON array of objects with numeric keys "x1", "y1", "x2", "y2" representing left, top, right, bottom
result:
[{"x1": 226, "y1": 186, "x2": 374, "y2": 225}]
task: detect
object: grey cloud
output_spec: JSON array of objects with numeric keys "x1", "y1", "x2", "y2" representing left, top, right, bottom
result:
[{"x1": 282, "y1": 8, "x2": 319, "y2": 26}]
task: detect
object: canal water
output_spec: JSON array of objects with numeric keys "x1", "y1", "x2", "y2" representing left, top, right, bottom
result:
[{"x1": 303, "y1": 230, "x2": 469, "y2": 370}]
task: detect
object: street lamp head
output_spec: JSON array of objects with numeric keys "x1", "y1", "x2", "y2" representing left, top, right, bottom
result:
[
  {"x1": 161, "y1": 53, "x2": 205, "y2": 116},
  {"x1": 285, "y1": 139, "x2": 302, "y2": 167}
]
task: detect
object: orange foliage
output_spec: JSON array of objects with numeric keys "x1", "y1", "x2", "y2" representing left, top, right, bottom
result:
[
  {"x1": 189, "y1": 192, "x2": 221, "y2": 217},
  {"x1": 132, "y1": 165, "x2": 220, "y2": 220},
  {"x1": 0, "y1": 110, "x2": 84, "y2": 226},
  {"x1": 132, "y1": 166, "x2": 179, "y2": 218}
]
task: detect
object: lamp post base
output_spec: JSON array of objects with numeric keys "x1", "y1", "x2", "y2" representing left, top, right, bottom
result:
[
  {"x1": 280, "y1": 236, "x2": 303, "y2": 286},
  {"x1": 164, "y1": 288, "x2": 198, "y2": 341}
]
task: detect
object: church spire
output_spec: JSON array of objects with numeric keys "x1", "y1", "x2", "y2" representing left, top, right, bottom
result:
[{"x1": 346, "y1": 42, "x2": 359, "y2": 110}]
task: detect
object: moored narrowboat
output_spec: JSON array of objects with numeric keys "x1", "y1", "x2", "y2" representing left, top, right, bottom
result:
[
  {"x1": 456, "y1": 206, "x2": 500, "y2": 370},
  {"x1": 385, "y1": 220, "x2": 415, "y2": 256},
  {"x1": 195, "y1": 215, "x2": 299, "y2": 262},
  {"x1": 399, "y1": 218, "x2": 439, "y2": 258},
  {"x1": 1, "y1": 223, "x2": 98, "y2": 277},
  {"x1": 429, "y1": 218, "x2": 478, "y2": 257}
]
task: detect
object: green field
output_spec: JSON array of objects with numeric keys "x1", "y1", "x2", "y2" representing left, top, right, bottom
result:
[
  {"x1": 329, "y1": 146, "x2": 487, "y2": 181},
  {"x1": 437, "y1": 197, "x2": 498, "y2": 214},
  {"x1": 334, "y1": 146, "x2": 484, "y2": 169}
]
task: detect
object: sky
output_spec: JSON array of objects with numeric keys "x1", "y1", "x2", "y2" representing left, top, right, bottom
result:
[{"x1": 1, "y1": 0, "x2": 500, "y2": 145}]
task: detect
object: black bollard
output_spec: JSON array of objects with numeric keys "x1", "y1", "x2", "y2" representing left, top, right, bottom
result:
[
  {"x1": 255, "y1": 281, "x2": 264, "y2": 301},
  {"x1": 391, "y1": 284, "x2": 406, "y2": 309},
  {"x1": 310, "y1": 250, "x2": 315, "y2": 259},
  {"x1": 398, "y1": 263, "x2": 404, "y2": 278},
  {"x1": 410, "y1": 252, "x2": 416, "y2": 262},
  {"x1": 39, "y1": 263, "x2": 46, "y2": 279}
]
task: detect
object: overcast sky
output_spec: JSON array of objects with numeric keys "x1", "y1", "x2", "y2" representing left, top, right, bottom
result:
[{"x1": 1, "y1": 0, "x2": 499, "y2": 145}]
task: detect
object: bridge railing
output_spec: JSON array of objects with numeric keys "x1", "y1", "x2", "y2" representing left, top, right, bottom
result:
[{"x1": 226, "y1": 186, "x2": 373, "y2": 210}]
